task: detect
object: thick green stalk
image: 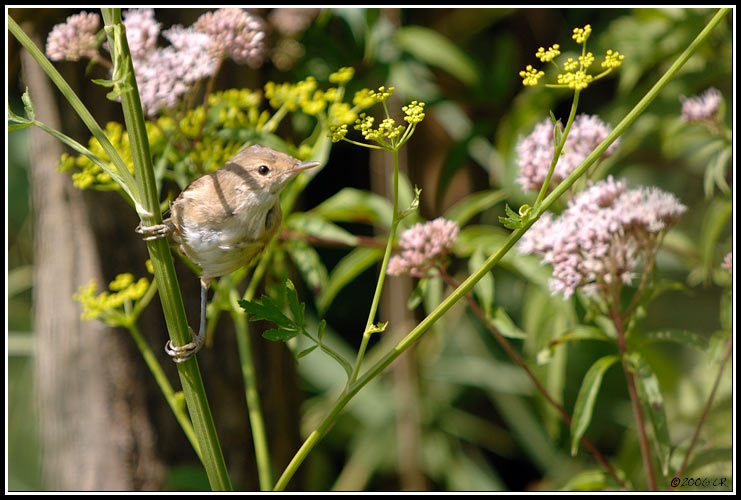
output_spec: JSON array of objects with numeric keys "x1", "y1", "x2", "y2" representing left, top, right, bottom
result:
[
  {"x1": 273, "y1": 8, "x2": 730, "y2": 490},
  {"x1": 99, "y1": 9, "x2": 231, "y2": 491}
]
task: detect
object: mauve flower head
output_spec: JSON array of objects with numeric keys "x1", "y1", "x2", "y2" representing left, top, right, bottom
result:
[
  {"x1": 194, "y1": 8, "x2": 267, "y2": 68},
  {"x1": 45, "y1": 11, "x2": 101, "y2": 61},
  {"x1": 516, "y1": 114, "x2": 619, "y2": 192},
  {"x1": 269, "y1": 8, "x2": 321, "y2": 36},
  {"x1": 681, "y1": 87, "x2": 722, "y2": 122},
  {"x1": 387, "y1": 218, "x2": 460, "y2": 277},
  {"x1": 133, "y1": 27, "x2": 217, "y2": 116},
  {"x1": 122, "y1": 8, "x2": 161, "y2": 59},
  {"x1": 519, "y1": 176, "x2": 686, "y2": 299},
  {"x1": 721, "y1": 252, "x2": 732, "y2": 275}
]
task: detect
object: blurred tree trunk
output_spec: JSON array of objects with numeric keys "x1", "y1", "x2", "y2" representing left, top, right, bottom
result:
[{"x1": 21, "y1": 23, "x2": 163, "y2": 490}]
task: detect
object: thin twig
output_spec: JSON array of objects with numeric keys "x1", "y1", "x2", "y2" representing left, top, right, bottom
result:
[{"x1": 669, "y1": 336, "x2": 733, "y2": 489}]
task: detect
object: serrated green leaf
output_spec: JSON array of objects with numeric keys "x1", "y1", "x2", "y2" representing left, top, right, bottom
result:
[
  {"x1": 499, "y1": 203, "x2": 523, "y2": 230},
  {"x1": 630, "y1": 353, "x2": 671, "y2": 475},
  {"x1": 317, "y1": 247, "x2": 384, "y2": 314},
  {"x1": 239, "y1": 297, "x2": 294, "y2": 329},
  {"x1": 284, "y1": 279, "x2": 304, "y2": 328},
  {"x1": 444, "y1": 189, "x2": 507, "y2": 226},
  {"x1": 286, "y1": 212, "x2": 359, "y2": 246},
  {"x1": 262, "y1": 328, "x2": 300, "y2": 342},
  {"x1": 395, "y1": 25, "x2": 480, "y2": 86},
  {"x1": 488, "y1": 307, "x2": 527, "y2": 340},
  {"x1": 296, "y1": 345, "x2": 318, "y2": 359},
  {"x1": 570, "y1": 355, "x2": 619, "y2": 456},
  {"x1": 311, "y1": 188, "x2": 393, "y2": 227}
]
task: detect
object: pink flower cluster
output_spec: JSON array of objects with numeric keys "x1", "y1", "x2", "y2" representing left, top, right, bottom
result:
[
  {"x1": 681, "y1": 87, "x2": 722, "y2": 122},
  {"x1": 721, "y1": 252, "x2": 732, "y2": 275},
  {"x1": 194, "y1": 8, "x2": 267, "y2": 68},
  {"x1": 387, "y1": 218, "x2": 460, "y2": 277},
  {"x1": 519, "y1": 176, "x2": 686, "y2": 299},
  {"x1": 516, "y1": 114, "x2": 619, "y2": 192},
  {"x1": 45, "y1": 11, "x2": 101, "y2": 61},
  {"x1": 45, "y1": 8, "x2": 267, "y2": 116}
]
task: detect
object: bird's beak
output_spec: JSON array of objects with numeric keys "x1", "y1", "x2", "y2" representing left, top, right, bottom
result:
[{"x1": 291, "y1": 160, "x2": 321, "y2": 173}]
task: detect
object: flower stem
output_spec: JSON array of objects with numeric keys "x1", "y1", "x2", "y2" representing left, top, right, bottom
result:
[
  {"x1": 533, "y1": 89, "x2": 580, "y2": 210},
  {"x1": 348, "y1": 148, "x2": 401, "y2": 386},
  {"x1": 611, "y1": 303, "x2": 656, "y2": 490}
]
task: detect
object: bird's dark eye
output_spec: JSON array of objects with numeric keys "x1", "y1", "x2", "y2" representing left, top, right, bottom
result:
[{"x1": 258, "y1": 165, "x2": 270, "y2": 175}]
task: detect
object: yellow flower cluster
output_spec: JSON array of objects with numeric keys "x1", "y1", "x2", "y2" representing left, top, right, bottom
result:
[
  {"x1": 536, "y1": 44, "x2": 561, "y2": 63},
  {"x1": 402, "y1": 101, "x2": 425, "y2": 124},
  {"x1": 518, "y1": 24, "x2": 624, "y2": 92},
  {"x1": 572, "y1": 24, "x2": 592, "y2": 44},
  {"x1": 519, "y1": 65, "x2": 545, "y2": 86},
  {"x1": 188, "y1": 137, "x2": 243, "y2": 173},
  {"x1": 329, "y1": 66, "x2": 355, "y2": 85},
  {"x1": 75, "y1": 273, "x2": 150, "y2": 323},
  {"x1": 601, "y1": 49, "x2": 625, "y2": 69}
]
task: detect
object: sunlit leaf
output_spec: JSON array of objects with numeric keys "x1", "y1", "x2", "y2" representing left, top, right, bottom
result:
[{"x1": 570, "y1": 355, "x2": 619, "y2": 456}]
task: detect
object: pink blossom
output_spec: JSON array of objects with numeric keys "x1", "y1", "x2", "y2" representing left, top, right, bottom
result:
[
  {"x1": 194, "y1": 8, "x2": 267, "y2": 68},
  {"x1": 516, "y1": 114, "x2": 619, "y2": 192},
  {"x1": 721, "y1": 252, "x2": 732, "y2": 275},
  {"x1": 681, "y1": 88, "x2": 722, "y2": 122},
  {"x1": 45, "y1": 11, "x2": 101, "y2": 61},
  {"x1": 122, "y1": 8, "x2": 160, "y2": 59},
  {"x1": 519, "y1": 176, "x2": 686, "y2": 299},
  {"x1": 387, "y1": 218, "x2": 460, "y2": 277}
]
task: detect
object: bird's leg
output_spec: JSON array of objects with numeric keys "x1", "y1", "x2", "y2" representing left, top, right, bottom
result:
[
  {"x1": 136, "y1": 219, "x2": 175, "y2": 241},
  {"x1": 165, "y1": 278, "x2": 209, "y2": 363}
]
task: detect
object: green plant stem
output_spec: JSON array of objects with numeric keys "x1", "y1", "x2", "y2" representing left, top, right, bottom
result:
[
  {"x1": 670, "y1": 336, "x2": 732, "y2": 490},
  {"x1": 126, "y1": 322, "x2": 201, "y2": 461},
  {"x1": 533, "y1": 90, "x2": 580, "y2": 210},
  {"x1": 100, "y1": 9, "x2": 231, "y2": 491},
  {"x1": 348, "y1": 148, "x2": 401, "y2": 386},
  {"x1": 229, "y1": 287, "x2": 273, "y2": 491},
  {"x1": 273, "y1": 8, "x2": 730, "y2": 490}
]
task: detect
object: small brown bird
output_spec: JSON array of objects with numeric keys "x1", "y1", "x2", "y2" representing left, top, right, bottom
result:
[{"x1": 137, "y1": 144, "x2": 320, "y2": 362}]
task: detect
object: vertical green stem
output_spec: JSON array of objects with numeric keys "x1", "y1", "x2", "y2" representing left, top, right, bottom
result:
[
  {"x1": 229, "y1": 288, "x2": 273, "y2": 490},
  {"x1": 127, "y1": 322, "x2": 202, "y2": 461},
  {"x1": 99, "y1": 9, "x2": 231, "y2": 491},
  {"x1": 533, "y1": 90, "x2": 581, "y2": 210},
  {"x1": 348, "y1": 148, "x2": 401, "y2": 386}
]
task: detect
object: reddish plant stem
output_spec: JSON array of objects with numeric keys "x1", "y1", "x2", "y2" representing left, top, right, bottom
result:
[
  {"x1": 437, "y1": 267, "x2": 627, "y2": 489},
  {"x1": 669, "y1": 336, "x2": 732, "y2": 490},
  {"x1": 610, "y1": 303, "x2": 657, "y2": 491}
]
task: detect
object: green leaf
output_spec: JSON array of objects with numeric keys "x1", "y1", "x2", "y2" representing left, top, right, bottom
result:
[
  {"x1": 488, "y1": 307, "x2": 527, "y2": 340},
  {"x1": 284, "y1": 279, "x2": 304, "y2": 328},
  {"x1": 684, "y1": 447, "x2": 732, "y2": 474},
  {"x1": 559, "y1": 470, "x2": 608, "y2": 491},
  {"x1": 311, "y1": 188, "x2": 393, "y2": 227},
  {"x1": 570, "y1": 355, "x2": 619, "y2": 456},
  {"x1": 296, "y1": 345, "x2": 318, "y2": 359},
  {"x1": 283, "y1": 239, "x2": 328, "y2": 293},
  {"x1": 317, "y1": 319, "x2": 327, "y2": 343},
  {"x1": 8, "y1": 122, "x2": 33, "y2": 131},
  {"x1": 239, "y1": 296, "x2": 294, "y2": 330},
  {"x1": 469, "y1": 248, "x2": 495, "y2": 317},
  {"x1": 20, "y1": 88, "x2": 35, "y2": 121},
  {"x1": 395, "y1": 25, "x2": 480, "y2": 86},
  {"x1": 629, "y1": 353, "x2": 671, "y2": 475},
  {"x1": 636, "y1": 329, "x2": 709, "y2": 352},
  {"x1": 444, "y1": 189, "x2": 507, "y2": 226},
  {"x1": 317, "y1": 247, "x2": 384, "y2": 314},
  {"x1": 262, "y1": 328, "x2": 300, "y2": 342},
  {"x1": 498, "y1": 203, "x2": 523, "y2": 230},
  {"x1": 286, "y1": 213, "x2": 359, "y2": 246},
  {"x1": 407, "y1": 277, "x2": 427, "y2": 310}
]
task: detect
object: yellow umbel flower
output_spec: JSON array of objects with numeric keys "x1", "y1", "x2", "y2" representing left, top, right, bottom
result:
[
  {"x1": 329, "y1": 66, "x2": 355, "y2": 85},
  {"x1": 572, "y1": 24, "x2": 592, "y2": 44},
  {"x1": 536, "y1": 44, "x2": 561, "y2": 63},
  {"x1": 601, "y1": 49, "x2": 625, "y2": 69},
  {"x1": 519, "y1": 65, "x2": 545, "y2": 86}
]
